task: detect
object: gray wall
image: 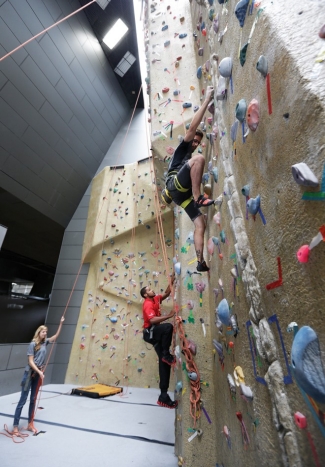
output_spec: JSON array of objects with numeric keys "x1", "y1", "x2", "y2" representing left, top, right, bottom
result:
[
  {"x1": 0, "y1": 109, "x2": 147, "y2": 394},
  {"x1": 0, "y1": 0, "x2": 130, "y2": 228}
]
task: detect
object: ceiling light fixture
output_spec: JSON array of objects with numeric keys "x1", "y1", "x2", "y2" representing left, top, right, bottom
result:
[
  {"x1": 103, "y1": 19, "x2": 128, "y2": 50},
  {"x1": 114, "y1": 52, "x2": 136, "y2": 77}
]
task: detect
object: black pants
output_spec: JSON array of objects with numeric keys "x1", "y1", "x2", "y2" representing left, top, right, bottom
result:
[{"x1": 143, "y1": 323, "x2": 173, "y2": 392}]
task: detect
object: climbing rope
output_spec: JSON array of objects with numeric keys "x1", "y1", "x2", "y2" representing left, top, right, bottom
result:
[
  {"x1": 176, "y1": 317, "x2": 201, "y2": 426},
  {"x1": 1, "y1": 424, "x2": 29, "y2": 443}
]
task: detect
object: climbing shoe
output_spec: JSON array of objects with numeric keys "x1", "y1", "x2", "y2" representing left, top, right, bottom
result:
[
  {"x1": 194, "y1": 194, "x2": 214, "y2": 208},
  {"x1": 157, "y1": 394, "x2": 178, "y2": 409},
  {"x1": 197, "y1": 260, "x2": 210, "y2": 272},
  {"x1": 161, "y1": 353, "x2": 176, "y2": 366}
]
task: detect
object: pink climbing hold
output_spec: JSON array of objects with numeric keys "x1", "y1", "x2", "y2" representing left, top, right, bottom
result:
[
  {"x1": 247, "y1": 99, "x2": 260, "y2": 131},
  {"x1": 296, "y1": 245, "x2": 310, "y2": 263},
  {"x1": 213, "y1": 212, "x2": 221, "y2": 226}
]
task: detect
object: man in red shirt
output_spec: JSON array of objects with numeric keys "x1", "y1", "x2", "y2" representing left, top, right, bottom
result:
[{"x1": 141, "y1": 276, "x2": 177, "y2": 409}]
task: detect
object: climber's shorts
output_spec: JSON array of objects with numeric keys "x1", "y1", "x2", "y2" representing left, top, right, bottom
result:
[{"x1": 164, "y1": 162, "x2": 202, "y2": 221}]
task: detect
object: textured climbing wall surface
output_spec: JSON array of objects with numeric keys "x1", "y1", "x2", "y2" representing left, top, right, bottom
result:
[
  {"x1": 66, "y1": 161, "x2": 175, "y2": 391},
  {"x1": 145, "y1": 0, "x2": 325, "y2": 466}
]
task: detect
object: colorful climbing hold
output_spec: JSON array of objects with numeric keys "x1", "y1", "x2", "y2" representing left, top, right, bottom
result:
[
  {"x1": 235, "y1": 0, "x2": 250, "y2": 28},
  {"x1": 247, "y1": 99, "x2": 260, "y2": 131}
]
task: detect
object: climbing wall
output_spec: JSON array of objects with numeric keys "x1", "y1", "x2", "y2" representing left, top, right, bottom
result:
[
  {"x1": 66, "y1": 161, "x2": 175, "y2": 391},
  {"x1": 144, "y1": 0, "x2": 325, "y2": 466}
]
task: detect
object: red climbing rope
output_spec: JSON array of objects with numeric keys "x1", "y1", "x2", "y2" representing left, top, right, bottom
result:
[
  {"x1": 1, "y1": 425, "x2": 29, "y2": 443},
  {"x1": 175, "y1": 317, "x2": 201, "y2": 426}
]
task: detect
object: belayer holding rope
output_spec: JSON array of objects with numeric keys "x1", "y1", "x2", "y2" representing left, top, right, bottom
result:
[
  {"x1": 141, "y1": 274, "x2": 178, "y2": 409},
  {"x1": 12, "y1": 317, "x2": 65, "y2": 435},
  {"x1": 161, "y1": 85, "x2": 215, "y2": 272}
]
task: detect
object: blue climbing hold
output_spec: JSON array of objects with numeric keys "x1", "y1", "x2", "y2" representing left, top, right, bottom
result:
[
  {"x1": 179, "y1": 33, "x2": 187, "y2": 39},
  {"x1": 235, "y1": 0, "x2": 249, "y2": 28},
  {"x1": 231, "y1": 121, "x2": 239, "y2": 142},
  {"x1": 241, "y1": 184, "x2": 250, "y2": 196},
  {"x1": 212, "y1": 167, "x2": 218, "y2": 183},
  {"x1": 291, "y1": 326, "x2": 325, "y2": 403},
  {"x1": 162, "y1": 25, "x2": 168, "y2": 31},
  {"x1": 183, "y1": 102, "x2": 192, "y2": 108},
  {"x1": 212, "y1": 236, "x2": 219, "y2": 246},
  {"x1": 219, "y1": 57, "x2": 233, "y2": 78},
  {"x1": 235, "y1": 99, "x2": 247, "y2": 123},
  {"x1": 202, "y1": 172, "x2": 209, "y2": 185},
  {"x1": 176, "y1": 381, "x2": 183, "y2": 392},
  {"x1": 174, "y1": 262, "x2": 181, "y2": 275},
  {"x1": 247, "y1": 195, "x2": 260, "y2": 215},
  {"x1": 197, "y1": 66, "x2": 202, "y2": 79},
  {"x1": 217, "y1": 298, "x2": 230, "y2": 326}
]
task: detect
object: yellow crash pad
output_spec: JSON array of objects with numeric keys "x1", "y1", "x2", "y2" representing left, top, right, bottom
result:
[{"x1": 71, "y1": 383, "x2": 123, "y2": 398}]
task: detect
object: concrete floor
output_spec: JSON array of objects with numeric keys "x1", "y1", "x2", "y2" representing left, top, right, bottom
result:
[{"x1": 0, "y1": 384, "x2": 178, "y2": 467}]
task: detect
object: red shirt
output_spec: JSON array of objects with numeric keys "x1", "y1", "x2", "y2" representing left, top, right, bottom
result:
[{"x1": 142, "y1": 295, "x2": 163, "y2": 328}]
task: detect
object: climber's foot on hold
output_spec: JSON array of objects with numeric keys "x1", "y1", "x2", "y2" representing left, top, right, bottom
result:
[
  {"x1": 194, "y1": 194, "x2": 214, "y2": 208},
  {"x1": 197, "y1": 260, "x2": 210, "y2": 272}
]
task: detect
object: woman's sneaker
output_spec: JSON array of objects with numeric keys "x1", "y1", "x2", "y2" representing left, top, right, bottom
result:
[
  {"x1": 162, "y1": 353, "x2": 176, "y2": 366},
  {"x1": 157, "y1": 394, "x2": 178, "y2": 409}
]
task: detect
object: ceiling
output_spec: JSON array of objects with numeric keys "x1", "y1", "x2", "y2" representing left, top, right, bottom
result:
[
  {"x1": 79, "y1": 0, "x2": 144, "y2": 109},
  {"x1": 0, "y1": 0, "x2": 144, "y2": 279}
]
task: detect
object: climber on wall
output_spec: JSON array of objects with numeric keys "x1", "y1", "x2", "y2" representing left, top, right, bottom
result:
[
  {"x1": 161, "y1": 85, "x2": 215, "y2": 272},
  {"x1": 141, "y1": 274, "x2": 178, "y2": 409}
]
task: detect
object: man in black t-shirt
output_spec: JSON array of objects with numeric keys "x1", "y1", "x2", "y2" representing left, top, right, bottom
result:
[{"x1": 161, "y1": 86, "x2": 214, "y2": 272}]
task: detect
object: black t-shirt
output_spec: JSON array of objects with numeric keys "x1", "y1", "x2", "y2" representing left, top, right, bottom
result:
[{"x1": 167, "y1": 140, "x2": 192, "y2": 174}]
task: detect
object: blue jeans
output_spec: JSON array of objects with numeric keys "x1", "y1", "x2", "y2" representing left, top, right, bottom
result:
[{"x1": 13, "y1": 370, "x2": 40, "y2": 427}]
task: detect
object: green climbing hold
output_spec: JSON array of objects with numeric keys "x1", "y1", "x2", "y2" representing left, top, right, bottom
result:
[
  {"x1": 188, "y1": 310, "x2": 195, "y2": 323},
  {"x1": 240, "y1": 43, "x2": 249, "y2": 67}
]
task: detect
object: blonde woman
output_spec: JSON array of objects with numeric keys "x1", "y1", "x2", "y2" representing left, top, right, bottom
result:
[{"x1": 12, "y1": 317, "x2": 64, "y2": 434}]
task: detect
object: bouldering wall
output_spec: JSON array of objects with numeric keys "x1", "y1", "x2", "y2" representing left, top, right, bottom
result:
[
  {"x1": 66, "y1": 160, "x2": 175, "y2": 391},
  {"x1": 144, "y1": 0, "x2": 325, "y2": 466}
]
